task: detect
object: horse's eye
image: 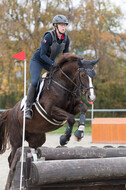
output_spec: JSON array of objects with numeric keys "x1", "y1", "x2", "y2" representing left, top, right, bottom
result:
[{"x1": 81, "y1": 74, "x2": 85, "y2": 78}]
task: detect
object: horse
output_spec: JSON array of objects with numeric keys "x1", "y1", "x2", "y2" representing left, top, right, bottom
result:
[{"x1": 0, "y1": 53, "x2": 99, "y2": 167}]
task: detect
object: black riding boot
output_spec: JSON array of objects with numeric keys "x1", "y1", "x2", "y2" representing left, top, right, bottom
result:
[{"x1": 25, "y1": 85, "x2": 36, "y2": 120}]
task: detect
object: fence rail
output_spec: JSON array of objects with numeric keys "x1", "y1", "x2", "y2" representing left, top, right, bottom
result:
[
  {"x1": 89, "y1": 109, "x2": 126, "y2": 112},
  {"x1": 77, "y1": 108, "x2": 126, "y2": 121},
  {"x1": 0, "y1": 109, "x2": 6, "y2": 112},
  {"x1": 0, "y1": 109, "x2": 126, "y2": 122}
]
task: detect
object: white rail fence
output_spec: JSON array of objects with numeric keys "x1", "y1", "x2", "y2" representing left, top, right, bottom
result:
[{"x1": 0, "y1": 108, "x2": 126, "y2": 122}]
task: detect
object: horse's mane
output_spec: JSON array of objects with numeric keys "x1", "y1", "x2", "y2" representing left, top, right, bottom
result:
[{"x1": 58, "y1": 53, "x2": 80, "y2": 67}]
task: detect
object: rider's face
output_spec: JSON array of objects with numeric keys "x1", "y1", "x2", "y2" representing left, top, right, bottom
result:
[{"x1": 57, "y1": 23, "x2": 67, "y2": 34}]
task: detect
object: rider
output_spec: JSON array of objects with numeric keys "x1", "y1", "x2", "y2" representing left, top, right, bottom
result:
[{"x1": 25, "y1": 15, "x2": 70, "y2": 120}]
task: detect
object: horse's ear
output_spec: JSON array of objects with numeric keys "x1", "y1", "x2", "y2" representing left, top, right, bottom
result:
[
  {"x1": 77, "y1": 58, "x2": 83, "y2": 68},
  {"x1": 91, "y1": 58, "x2": 100, "y2": 66}
]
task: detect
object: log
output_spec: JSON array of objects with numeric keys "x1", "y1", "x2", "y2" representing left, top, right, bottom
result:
[
  {"x1": 31, "y1": 157, "x2": 126, "y2": 185},
  {"x1": 25, "y1": 184, "x2": 126, "y2": 190},
  {"x1": 37, "y1": 146, "x2": 126, "y2": 160}
]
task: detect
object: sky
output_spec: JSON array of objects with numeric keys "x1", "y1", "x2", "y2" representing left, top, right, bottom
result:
[
  {"x1": 73, "y1": 0, "x2": 126, "y2": 33},
  {"x1": 110, "y1": 0, "x2": 126, "y2": 32},
  {"x1": 12, "y1": 0, "x2": 126, "y2": 33}
]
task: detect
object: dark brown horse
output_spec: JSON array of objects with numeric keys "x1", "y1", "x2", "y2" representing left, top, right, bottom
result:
[{"x1": 0, "y1": 53, "x2": 99, "y2": 167}]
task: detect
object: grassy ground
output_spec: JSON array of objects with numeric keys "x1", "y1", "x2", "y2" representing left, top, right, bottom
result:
[{"x1": 48, "y1": 122, "x2": 92, "y2": 134}]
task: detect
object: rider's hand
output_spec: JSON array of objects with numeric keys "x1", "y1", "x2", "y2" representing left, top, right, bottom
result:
[{"x1": 52, "y1": 61, "x2": 58, "y2": 68}]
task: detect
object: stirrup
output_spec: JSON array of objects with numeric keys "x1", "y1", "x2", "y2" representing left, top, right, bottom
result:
[{"x1": 25, "y1": 108, "x2": 33, "y2": 120}]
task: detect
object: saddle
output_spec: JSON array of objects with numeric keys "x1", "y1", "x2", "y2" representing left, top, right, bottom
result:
[{"x1": 20, "y1": 72, "x2": 47, "y2": 111}]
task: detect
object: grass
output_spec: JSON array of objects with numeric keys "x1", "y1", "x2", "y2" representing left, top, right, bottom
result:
[{"x1": 48, "y1": 122, "x2": 92, "y2": 134}]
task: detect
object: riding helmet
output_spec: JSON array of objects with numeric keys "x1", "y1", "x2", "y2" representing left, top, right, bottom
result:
[{"x1": 53, "y1": 15, "x2": 69, "y2": 25}]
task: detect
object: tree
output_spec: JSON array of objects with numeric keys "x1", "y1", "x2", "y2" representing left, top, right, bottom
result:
[
  {"x1": 70, "y1": 0, "x2": 126, "y2": 109},
  {"x1": 0, "y1": 0, "x2": 126, "y2": 111}
]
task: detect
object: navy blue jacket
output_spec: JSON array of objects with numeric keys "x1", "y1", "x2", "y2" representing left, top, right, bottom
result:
[{"x1": 32, "y1": 30, "x2": 70, "y2": 66}]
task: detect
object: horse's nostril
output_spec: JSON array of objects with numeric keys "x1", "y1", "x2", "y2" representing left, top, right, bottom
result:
[
  {"x1": 87, "y1": 93, "x2": 96, "y2": 102},
  {"x1": 90, "y1": 94, "x2": 96, "y2": 101}
]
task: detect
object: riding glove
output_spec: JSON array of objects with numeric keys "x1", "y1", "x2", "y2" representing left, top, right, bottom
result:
[{"x1": 52, "y1": 61, "x2": 58, "y2": 67}]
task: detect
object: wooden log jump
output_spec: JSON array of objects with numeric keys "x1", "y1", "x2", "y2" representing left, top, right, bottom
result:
[
  {"x1": 37, "y1": 146, "x2": 126, "y2": 160},
  {"x1": 6, "y1": 146, "x2": 126, "y2": 190},
  {"x1": 92, "y1": 118, "x2": 126, "y2": 143},
  {"x1": 31, "y1": 157, "x2": 126, "y2": 185}
]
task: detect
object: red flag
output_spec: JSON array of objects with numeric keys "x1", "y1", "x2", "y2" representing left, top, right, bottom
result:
[{"x1": 13, "y1": 51, "x2": 25, "y2": 61}]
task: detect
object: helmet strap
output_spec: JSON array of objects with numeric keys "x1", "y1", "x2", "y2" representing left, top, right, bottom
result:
[{"x1": 56, "y1": 24, "x2": 64, "y2": 35}]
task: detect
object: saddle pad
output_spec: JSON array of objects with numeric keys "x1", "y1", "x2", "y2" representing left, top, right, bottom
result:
[
  {"x1": 36, "y1": 72, "x2": 47, "y2": 101},
  {"x1": 20, "y1": 72, "x2": 47, "y2": 111},
  {"x1": 20, "y1": 96, "x2": 27, "y2": 111}
]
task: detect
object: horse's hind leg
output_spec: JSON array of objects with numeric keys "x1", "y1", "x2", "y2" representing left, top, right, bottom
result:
[
  {"x1": 8, "y1": 146, "x2": 19, "y2": 168},
  {"x1": 8, "y1": 134, "x2": 22, "y2": 167},
  {"x1": 6, "y1": 130, "x2": 22, "y2": 190},
  {"x1": 8, "y1": 117, "x2": 22, "y2": 167},
  {"x1": 25, "y1": 131, "x2": 46, "y2": 149}
]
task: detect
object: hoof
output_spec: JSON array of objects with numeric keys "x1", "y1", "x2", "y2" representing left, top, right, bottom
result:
[
  {"x1": 74, "y1": 136, "x2": 82, "y2": 142},
  {"x1": 60, "y1": 135, "x2": 69, "y2": 146},
  {"x1": 74, "y1": 129, "x2": 84, "y2": 141}
]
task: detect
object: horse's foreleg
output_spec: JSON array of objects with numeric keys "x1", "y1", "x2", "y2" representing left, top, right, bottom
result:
[
  {"x1": 51, "y1": 106, "x2": 75, "y2": 145},
  {"x1": 60, "y1": 125, "x2": 73, "y2": 145},
  {"x1": 74, "y1": 103, "x2": 88, "y2": 141},
  {"x1": 25, "y1": 131, "x2": 46, "y2": 149}
]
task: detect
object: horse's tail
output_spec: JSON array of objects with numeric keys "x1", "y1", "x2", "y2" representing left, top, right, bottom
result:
[{"x1": 0, "y1": 109, "x2": 11, "y2": 154}]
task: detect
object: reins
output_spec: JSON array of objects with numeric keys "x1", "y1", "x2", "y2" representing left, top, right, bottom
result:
[
  {"x1": 51, "y1": 79, "x2": 77, "y2": 96},
  {"x1": 59, "y1": 68, "x2": 78, "y2": 88},
  {"x1": 46, "y1": 66, "x2": 94, "y2": 96}
]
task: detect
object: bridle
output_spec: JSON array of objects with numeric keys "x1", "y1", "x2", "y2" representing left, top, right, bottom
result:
[
  {"x1": 47, "y1": 67, "x2": 94, "y2": 96},
  {"x1": 78, "y1": 68, "x2": 94, "y2": 91}
]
